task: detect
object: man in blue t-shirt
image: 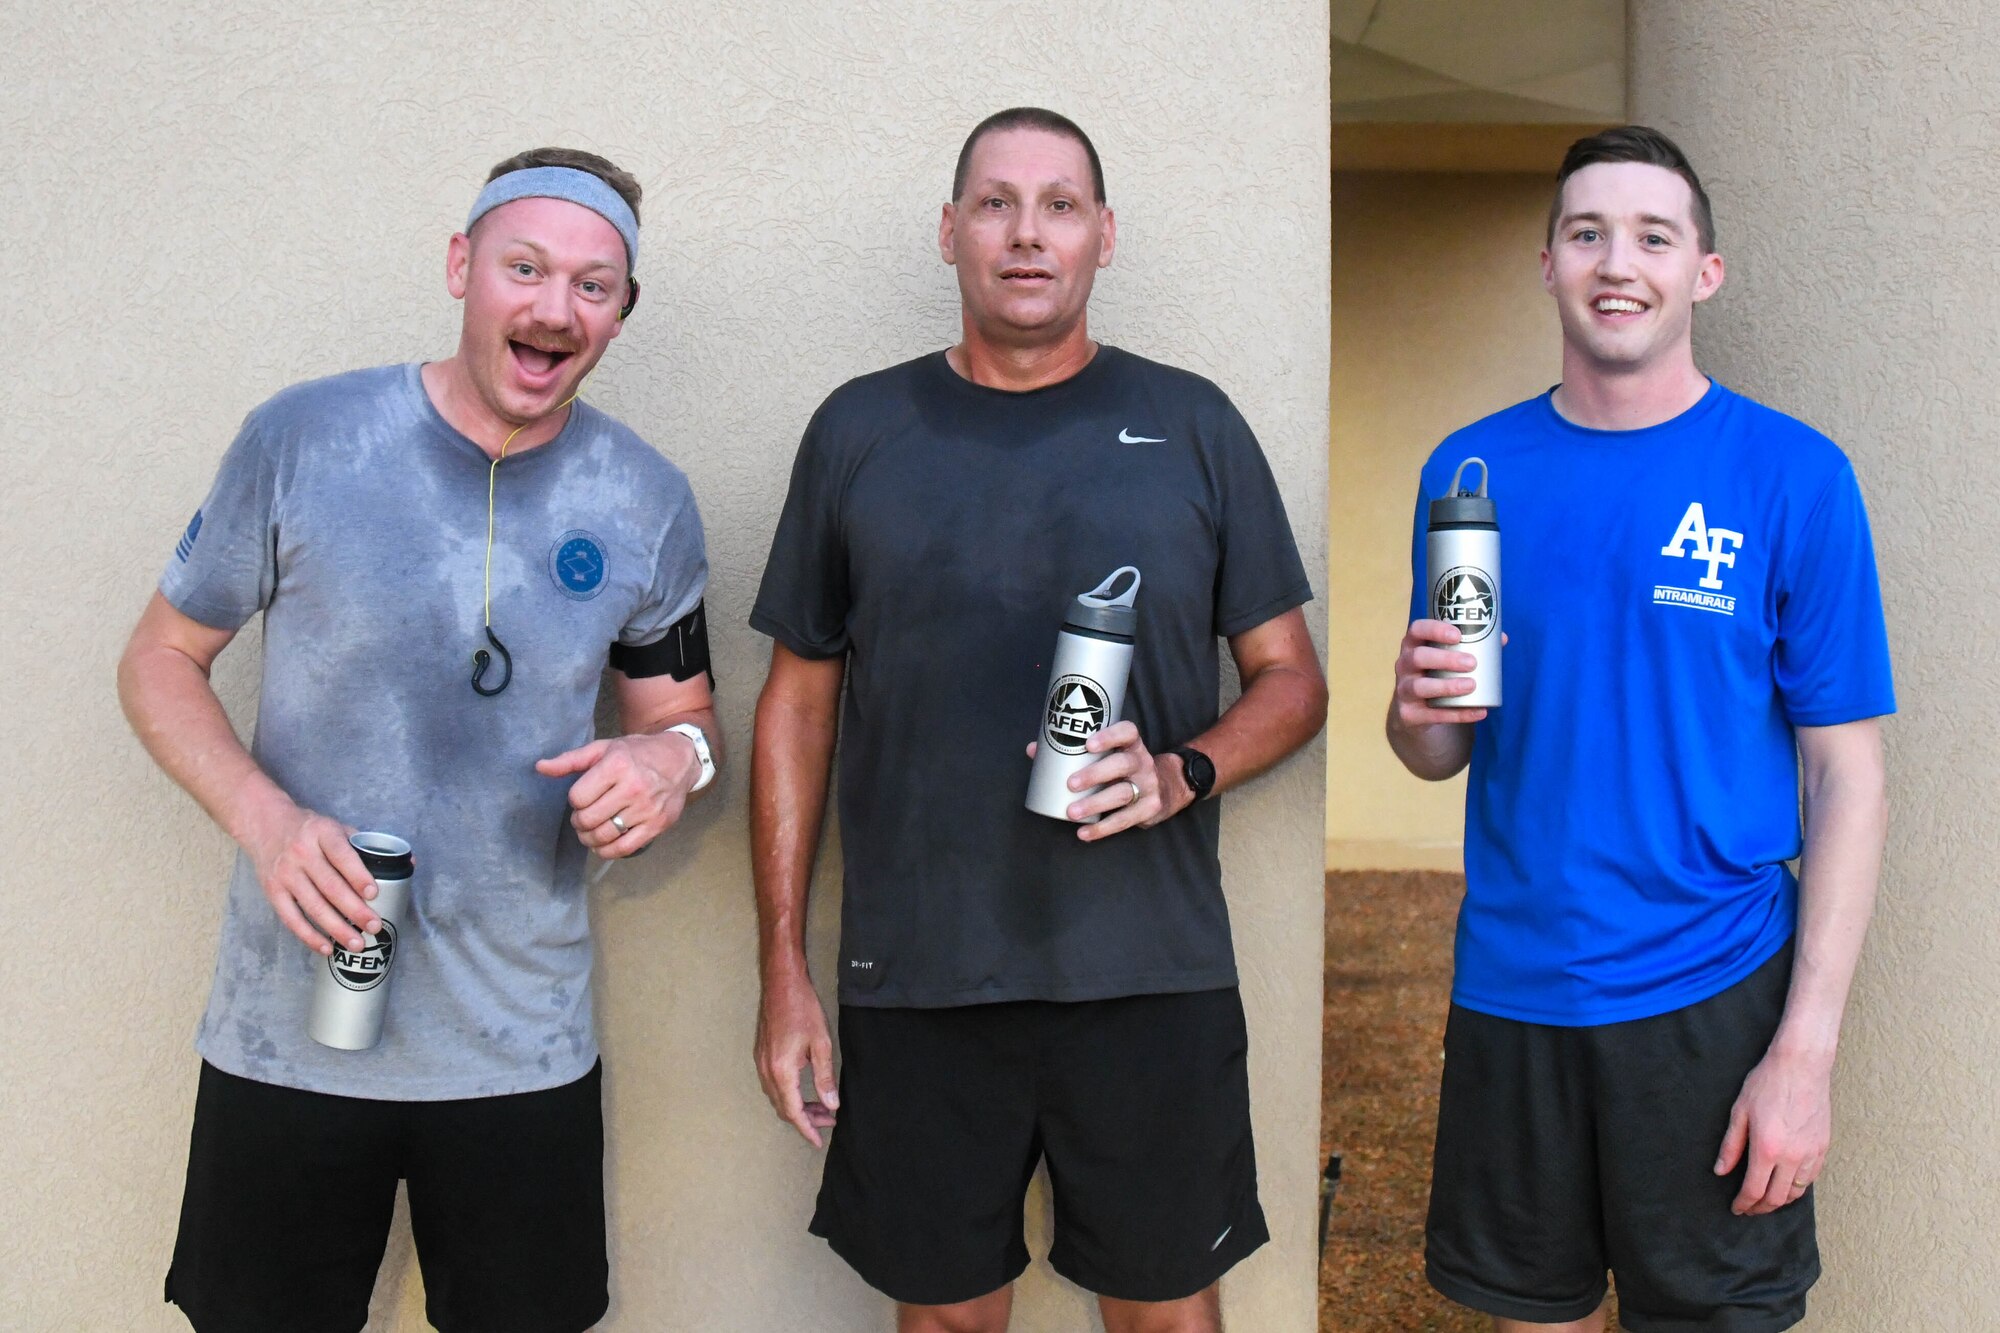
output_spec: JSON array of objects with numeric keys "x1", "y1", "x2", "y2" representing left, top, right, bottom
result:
[{"x1": 1388, "y1": 127, "x2": 1893, "y2": 1333}]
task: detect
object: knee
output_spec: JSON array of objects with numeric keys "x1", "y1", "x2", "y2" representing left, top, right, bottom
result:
[
  {"x1": 1494, "y1": 1310, "x2": 1607, "y2": 1333},
  {"x1": 1099, "y1": 1290, "x2": 1222, "y2": 1333},
  {"x1": 898, "y1": 1298, "x2": 1010, "y2": 1333},
  {"x1": 1101, "y1": 1316, "x2": 1217, "y2": 1333}
]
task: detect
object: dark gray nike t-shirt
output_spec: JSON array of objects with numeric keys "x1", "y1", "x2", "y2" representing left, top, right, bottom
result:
[
  {"x1": 751, "y1": 347, "x2": 1311, "y2": 1008},
  {"x1": 161, "y1": 364, "x2": 705, "y2": 1099}
]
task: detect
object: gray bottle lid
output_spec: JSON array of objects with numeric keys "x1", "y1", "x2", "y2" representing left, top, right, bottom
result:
[
  {"x1": 1430, "y1": 456, "x2": 1497, "y2": 526},
  {"x1": 1066, "y1": 566, "x2": 1141, "y2": 634}
]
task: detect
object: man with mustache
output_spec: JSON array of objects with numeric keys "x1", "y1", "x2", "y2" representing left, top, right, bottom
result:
[
  {"x1": 119, "y1": 148, "x2": 719, "y2": 1333},
  {"x1": 1389, "y1": 126, "x2": 1893, "y2": 1332},
  {"x1": 750, "y1": 108, "x2": 1327, "y2": 1333}
]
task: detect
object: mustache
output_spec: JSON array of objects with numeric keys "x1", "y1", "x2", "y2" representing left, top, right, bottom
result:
[{"x1": 507, "y1": 326, "x2": 586, "y2": 355}]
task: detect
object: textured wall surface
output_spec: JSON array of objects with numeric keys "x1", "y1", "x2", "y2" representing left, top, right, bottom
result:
[
  {"x1": 1326, "y1": 173, "x2": 1561, "y2": 868},
  {"x1": 1633, "y1": 6, "x2": 2000, "y2": 1327},
  {"x1": 0, "y1": 4, "x2": 1329, "y2": 1329}
]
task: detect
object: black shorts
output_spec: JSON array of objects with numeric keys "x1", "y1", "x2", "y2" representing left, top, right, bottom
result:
[
  {"x1": 165, "y1": 1061, "x2": 608, "y2": 1333},
  {"x1": 810, "y1": 988, "x2": 1269, "y2": 1306},
  {"x1": 1426, "y1": 946, "x2": 1819, "y2": 1332}
]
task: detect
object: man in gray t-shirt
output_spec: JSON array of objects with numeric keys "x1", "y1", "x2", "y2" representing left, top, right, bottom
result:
[{"x1": 120, "y1": 149, "x2": 718, "y2": 1333}]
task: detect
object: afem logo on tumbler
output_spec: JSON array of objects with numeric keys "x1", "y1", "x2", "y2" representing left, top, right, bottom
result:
[
  {"x1": 1427, "y1": 457, "x2": 1502, "y2": 708},
  {"x1": 1026, "y1": 567, "x2": 1141, "y2": 823},
  {"x1": 307, "y1": 832, "x2": 415, "y2": 1051},
  {"x1": 329, "y1": 922, "x2": 396, "y2": 991}
]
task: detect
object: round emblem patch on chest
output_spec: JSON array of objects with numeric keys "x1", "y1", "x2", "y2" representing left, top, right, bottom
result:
[{"x1": 549, "y1": 530, "x2": 608, "y2": 601}]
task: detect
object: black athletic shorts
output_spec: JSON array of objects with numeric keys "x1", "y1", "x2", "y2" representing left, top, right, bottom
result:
[
  {"x1": 1426, "y1": 946, "x2": 1819, "y2": 1332},
  {"x1": 810, "y1": 988, "x2": 1269, "y2": 1306},
  {"x1": 165, "y1": 1060, "x2": 608, "y2": 1333}
]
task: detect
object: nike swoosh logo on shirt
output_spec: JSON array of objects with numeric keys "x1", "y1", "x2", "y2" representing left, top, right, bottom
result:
[{"x1": 1119, "y1": 429, "x2": 1167, "y2": 444}]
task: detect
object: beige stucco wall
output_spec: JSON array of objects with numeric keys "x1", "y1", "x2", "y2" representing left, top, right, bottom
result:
[
  {"x1": 1326, "y1": 173, "x2": 1561, "y2": 869},
  {"x1": 0, "y1": 6, "x2": 1329, "y2": 1330},
  {"x1": 1632, "y1": 6, "x2": 2000, "y2": 1327}
]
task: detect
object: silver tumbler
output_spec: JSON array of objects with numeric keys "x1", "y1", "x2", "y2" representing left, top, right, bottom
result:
[
  {"x1": 307, "y1": 831, "x2": 413, "y2": 1051},
  {"x1": 1026, "y1": 567, "x2": 1140, "y2": 822},
  {"x1": 1426, "y1": 456, "x2": 1501, "y2": 707}
]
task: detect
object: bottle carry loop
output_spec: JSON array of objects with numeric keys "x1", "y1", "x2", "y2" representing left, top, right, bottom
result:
[
  {"x1": 1078, "y1": 566, "x2": 1141, "y2": 609},
  {"x1": 1448, "y1": 456, "x2": 1489, "y2": 498}
]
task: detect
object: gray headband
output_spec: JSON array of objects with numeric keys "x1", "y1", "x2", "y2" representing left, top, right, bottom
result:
[{"x1": 466, "y1": 166, "x2": 639, "y2": 272}]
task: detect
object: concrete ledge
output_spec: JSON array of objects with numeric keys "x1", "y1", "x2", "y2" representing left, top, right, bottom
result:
[
  {"x1": 1332, "y1": 122, "x2": 1611, "y2": 174},
  {"x1": 1325, "y1": 838, "x2": 1464, "y2": 872}
]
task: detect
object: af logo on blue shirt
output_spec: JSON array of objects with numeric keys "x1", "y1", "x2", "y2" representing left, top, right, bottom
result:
[
  {"x1": 550, "y1": 530, "x2": 607, "y2": 601},
  {"x1": 1655, "y1": 501, "x2": 1745, "y2": 614},
  {"x1": 1409, "y1": 382, "x2": 1895, "y2": 1027}
]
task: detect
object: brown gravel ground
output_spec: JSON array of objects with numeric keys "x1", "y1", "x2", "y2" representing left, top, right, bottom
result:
[{"x1": 1318, "y1": 870, "x2": 1621, "y2": 1332}]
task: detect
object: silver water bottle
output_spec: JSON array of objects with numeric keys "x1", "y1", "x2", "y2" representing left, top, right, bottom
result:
[
  {"x1": 307, "y1": 831, "x2": 413, "y2": 1051},
  {"x1": 1026, "y1": 567, "x2": 1141, "y2": 822},
  {"x1": 1426, "y1": 457, "x2": 1501, "y2": 707}
]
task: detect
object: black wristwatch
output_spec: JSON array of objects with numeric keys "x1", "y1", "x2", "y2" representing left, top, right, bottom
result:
[{"x1": 1169, "y1": 746, "x2": 1216, "y2": 803}]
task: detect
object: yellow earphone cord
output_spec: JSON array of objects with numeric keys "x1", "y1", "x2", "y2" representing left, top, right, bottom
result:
[
  {"x1": 481, "y1": 384, "x2": 585, "y2": 628},
  {"x1": 470, "y1": 382, "x2": 587, "y2": 697}
]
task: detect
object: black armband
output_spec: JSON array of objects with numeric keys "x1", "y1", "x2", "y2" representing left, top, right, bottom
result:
[{"x1": 610, "y1": 599, "x2": 713, "y2": 685}]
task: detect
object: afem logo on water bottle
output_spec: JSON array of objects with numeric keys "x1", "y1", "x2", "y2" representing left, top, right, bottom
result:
[
  {"x1": 328, "y1": 921, "x2": 398, "y2": 992},
  {"x1": 1044, "y1": 674, "x2": 1109, "y2": 755},
  {"x1": 1432, "y1": 567, "x2": 1497, "y2": 644}
]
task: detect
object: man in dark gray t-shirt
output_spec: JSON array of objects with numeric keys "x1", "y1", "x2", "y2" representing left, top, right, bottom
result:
[
  {"x1": 120, "y1": 149, "x2": 719, "y2": 1333},
  {"x1": 751, "y1": 109, "x2": 1327, "y2": 1333}
]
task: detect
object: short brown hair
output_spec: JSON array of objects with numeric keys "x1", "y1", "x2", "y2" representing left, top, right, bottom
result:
[
  {"x1": 485, "y1": 147, "x2": 642, "y2": 226},
  {"x1": 952, "y1": 107, "x2": 1105, "y2": 204},
  {"x1": 1548, "y1": 125, "x2": 1713, "y2": 254}
]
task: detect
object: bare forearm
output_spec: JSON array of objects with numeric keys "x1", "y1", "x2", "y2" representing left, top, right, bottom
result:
[
  {"x1": 1385, "y1": 620, "x2": 1486, "y2": 780},
  {"x1": 617, "y1": 703, "x2": 723, "y2": 801},
  {"x1": 750, "y1": 696, "x2": 837, "y2": 986},
  {"x1": 118, "y1": 644, "x2": 294, "y2": 849},
  {"x1": 1385, "y1": 700, "x2": 1475, "y2": 781},
  {"x1": 1771, "y1": 733, "x2": 1888, "y2": 1062},
  {"x1": 1187, "y1": 662, "x2": 1327, "y2": 797}
]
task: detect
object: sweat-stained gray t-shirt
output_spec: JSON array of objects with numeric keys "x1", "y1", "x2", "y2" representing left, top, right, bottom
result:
[
  {"x1": 160, "y1": 364, "x2": 706, "y2": 1099},
  {"x1": 751, "y1": 347, "x2": 1312, "y2": 1008}
]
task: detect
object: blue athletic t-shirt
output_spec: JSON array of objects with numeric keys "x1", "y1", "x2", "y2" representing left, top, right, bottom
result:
[{"x1": 1408, "y1": 381, "x2": 1895, "y2": 1025}]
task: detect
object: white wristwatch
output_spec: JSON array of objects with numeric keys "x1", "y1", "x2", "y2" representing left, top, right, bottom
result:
[{"x1": 665, "y1": 722, "x2": 716, "y2": 792}]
